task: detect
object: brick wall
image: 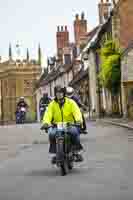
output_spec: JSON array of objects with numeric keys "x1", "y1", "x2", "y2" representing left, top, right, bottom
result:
[{"x1": 119, "y1": 0, "x2": 133, "y2": 48}]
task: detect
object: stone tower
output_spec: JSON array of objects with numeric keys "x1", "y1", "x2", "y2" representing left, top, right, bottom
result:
[
  {"x1": 56, "y1": 26, "x2": 69, "y2": 62},
  {"x1": 74, "y1": 12, "x2": 87, "y2": 46},
  {"x1": 98, "y1": 0, "x2": 112, "y2": 24}
]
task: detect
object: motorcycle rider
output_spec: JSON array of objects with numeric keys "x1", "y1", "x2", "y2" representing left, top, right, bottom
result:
[
  {"x1": 41, "y1": 85, "x2": 83, "y2": 163},
  {"x1": 16, "y1": 96, "x2": 28, "y2": 110},
  {"x1": 66, "y1": 87, "x2": 88, "y2": 134},
  {"x1": 39, "y1": 93, "x2": 51, "y2": 121},
  {"x1": 16, "y1": 97, "x2": 28, "y2": 120}
]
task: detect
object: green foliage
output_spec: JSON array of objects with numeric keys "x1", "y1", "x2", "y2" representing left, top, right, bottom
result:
[{"x1": 99, "y1": 40, "x2": 121, "y2": 95}]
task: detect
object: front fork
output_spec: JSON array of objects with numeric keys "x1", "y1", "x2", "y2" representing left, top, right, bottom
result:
[
  {"x1": 56, "y1": 135, "x2": 73, "y2": 164},
  {"x1": 56, "y1": 137, "x2": 64, "y2": 163}
]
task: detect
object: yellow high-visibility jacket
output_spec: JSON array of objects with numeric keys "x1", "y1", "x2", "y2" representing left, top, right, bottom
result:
[{"x1": 42, "y1": 97, "x2": 83, "y2": 124}]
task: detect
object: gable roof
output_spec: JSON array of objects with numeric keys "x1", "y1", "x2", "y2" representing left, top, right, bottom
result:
[
  {"x1": 38, "y1": 63, "x2": 73, "y2": 87},
  {"x1": 76, "y1": 26, "x2": 100, "y2": 61},
  {"x1": 69, "y1": 69, "x2": 88, "y2": 87}
]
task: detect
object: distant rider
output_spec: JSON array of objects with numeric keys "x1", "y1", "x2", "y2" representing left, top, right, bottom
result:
[
  {"x1": 16, "y1": 96, "x2": 28, "y2": 111},
  {"x1": 66, "y1": 87, "x2": 88, "y2": 134},
  {"x1": 39, "y1": 93, "x2": 51, "y2": 120}
]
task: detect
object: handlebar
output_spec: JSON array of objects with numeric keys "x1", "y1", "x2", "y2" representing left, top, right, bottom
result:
[{"x1": 40, "y1": 122, "x2": 81, "y2": 131}]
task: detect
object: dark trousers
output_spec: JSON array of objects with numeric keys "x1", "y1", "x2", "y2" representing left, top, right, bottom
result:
[{"x1": 48, "y1": 127, "x2": 82, "y2": 153}]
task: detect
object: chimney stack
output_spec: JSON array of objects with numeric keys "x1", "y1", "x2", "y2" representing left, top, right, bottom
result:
[
  {"x1": 57, "y1": 26, "x2": 60, "y2": 32},
  {"x1": 74, "y1": 12, "x2": 87, "y2": 45},
  {"x1": 98, "y1": 0, "x2": 112, "y2": 24},
  {"x1": 56, "y1": 26, "x2": 69, "y2": 62},
  {"x1": 61, "y1": 26, "x2": 63, "y2": 31}
]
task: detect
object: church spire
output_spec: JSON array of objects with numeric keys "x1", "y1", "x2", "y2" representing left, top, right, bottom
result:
[
  {"x1": 26, "y1": 48, "x2": 29, "y2": 62},
  {"x1": 9, "y1": 43, "x2": 12, "y2": 60},
  {"x1": 38, "y1": 43, "x2": 42, "y2": 66}
]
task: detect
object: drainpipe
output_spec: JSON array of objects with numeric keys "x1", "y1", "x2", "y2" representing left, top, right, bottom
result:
[
  {"x1": 82, "y1": 53, "x2": 91, "y2": 119},
  {"x1": 95, "y1": 52, "x2": 101, "y2": 118},
  {"x1": 1, "y1": 80, "x2": 4, "y2": 125}
]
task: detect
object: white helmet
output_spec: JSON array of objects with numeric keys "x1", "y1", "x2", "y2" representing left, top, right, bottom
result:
[
  {"x1": 66, "y1": 87, "x2": 74, "y2": 98},
  {"x1": 20, "y1": 96, "x2": 24, "y2": 100}
]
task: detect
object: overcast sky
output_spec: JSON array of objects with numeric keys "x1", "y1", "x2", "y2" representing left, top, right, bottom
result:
[{"x1": 0, "y1": 0, "x2": 99, "y2": 64}]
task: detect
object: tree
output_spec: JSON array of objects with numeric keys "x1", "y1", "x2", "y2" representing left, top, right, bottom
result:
[{"x1": 99, "y1": 40, "x2": 121, "y2": 114}]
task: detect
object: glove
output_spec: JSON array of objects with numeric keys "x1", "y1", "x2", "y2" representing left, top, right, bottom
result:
[
  {"x1": 40, "y1": 123, "x2": 48, "y2": 131},
  {"x1": 82, "y1": 105, "x2": 88, "y2": 111}
]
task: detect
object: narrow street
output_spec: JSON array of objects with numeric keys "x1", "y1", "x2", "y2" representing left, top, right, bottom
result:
[{"x1": 0, "y1": 121, "x2": 132, "y2": 200}]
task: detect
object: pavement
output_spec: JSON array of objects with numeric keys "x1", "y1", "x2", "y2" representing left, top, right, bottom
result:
[
  {"x1": 96, "y1": 117, "x2": 133, "y2": 130},
  {"x1": 0, "y1": 121, "x2": 132, "y2": 199}
]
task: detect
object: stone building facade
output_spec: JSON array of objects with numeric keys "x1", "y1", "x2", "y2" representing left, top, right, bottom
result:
[
  {"x1": 118, "y1": 0, "x2": 133, "y2": 48},
  {"x1": 70, "y1": 26, "x2": 101, "y2": 117},
  {"x1": 112, "y1": 0, "x2": 133, "y2": 118},
  {"x1": 121, "y1": 42, "x2": 133, "y2": 119},
  {"x1": 0, "y1": 46, "x2": 42, "y2": 124},
  {"x1": 110, "y1": 0, "x2": 133, "y2": 49}
]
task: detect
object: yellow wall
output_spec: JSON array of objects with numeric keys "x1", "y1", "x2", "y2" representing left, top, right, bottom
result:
[{"x1": 0, "y1": 61, "x2": 41, "y2": 123}]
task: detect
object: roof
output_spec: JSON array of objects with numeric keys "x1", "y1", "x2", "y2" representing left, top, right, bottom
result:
[
  {"x1": 114, "y1": 0, "x2": 123, "y2": 10},
  {"x1": 69, "y1": 69, "x2": 88, "y2": 87},
  {"x1": 69, "y1": 23, "x2": 111, "y2": 87},
  {"x1": 39, "y1": 63, "x2": 73, "y2": 87},
  {"x1": 86, "y1": 26, "x2": 100, "y2": 38},
  {"x1": 82, "y1": 26, "x2": 102, "y2": 53},
  {"x1": 0, "y1": 58, "x2": 39, "y2": 66},
  {"x1": 76, "y1": 26, "x2": 100, "y2": 61}
]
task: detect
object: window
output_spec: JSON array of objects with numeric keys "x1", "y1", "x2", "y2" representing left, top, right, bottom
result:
[
  {"x1": 24, "y1": 80, "x2": 34, "y2": 95},
  {"x1": 64, "y1": 54, "x2": 71, "y2": 65}
]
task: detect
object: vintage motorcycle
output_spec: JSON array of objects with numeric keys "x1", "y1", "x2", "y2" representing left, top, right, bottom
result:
[
  {"x1": 41, "y1": 122, "x2": 83, "y2": 176},
  {"x1": 16, "y1": 107, "x2": 26, "y2": 124}
]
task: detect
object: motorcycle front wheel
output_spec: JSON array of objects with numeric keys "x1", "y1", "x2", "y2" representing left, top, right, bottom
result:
[
  {"x1": 67, "y1": 160, "x2": 73, "y2": 170},
  {"x1": 60, "y1": 161, "x2": 68, "y2": 176}
]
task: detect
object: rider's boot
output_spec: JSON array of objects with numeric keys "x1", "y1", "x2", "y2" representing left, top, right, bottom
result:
[
  {"x1": 81, "y1": 129, "x2": 88, "y2": 134},
  {"x1": 51, "y1": 156, "x2": 56, "y2": 164},
  {"x1": 72, "y1": 144, "x2": 84, "y2": 162}
]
